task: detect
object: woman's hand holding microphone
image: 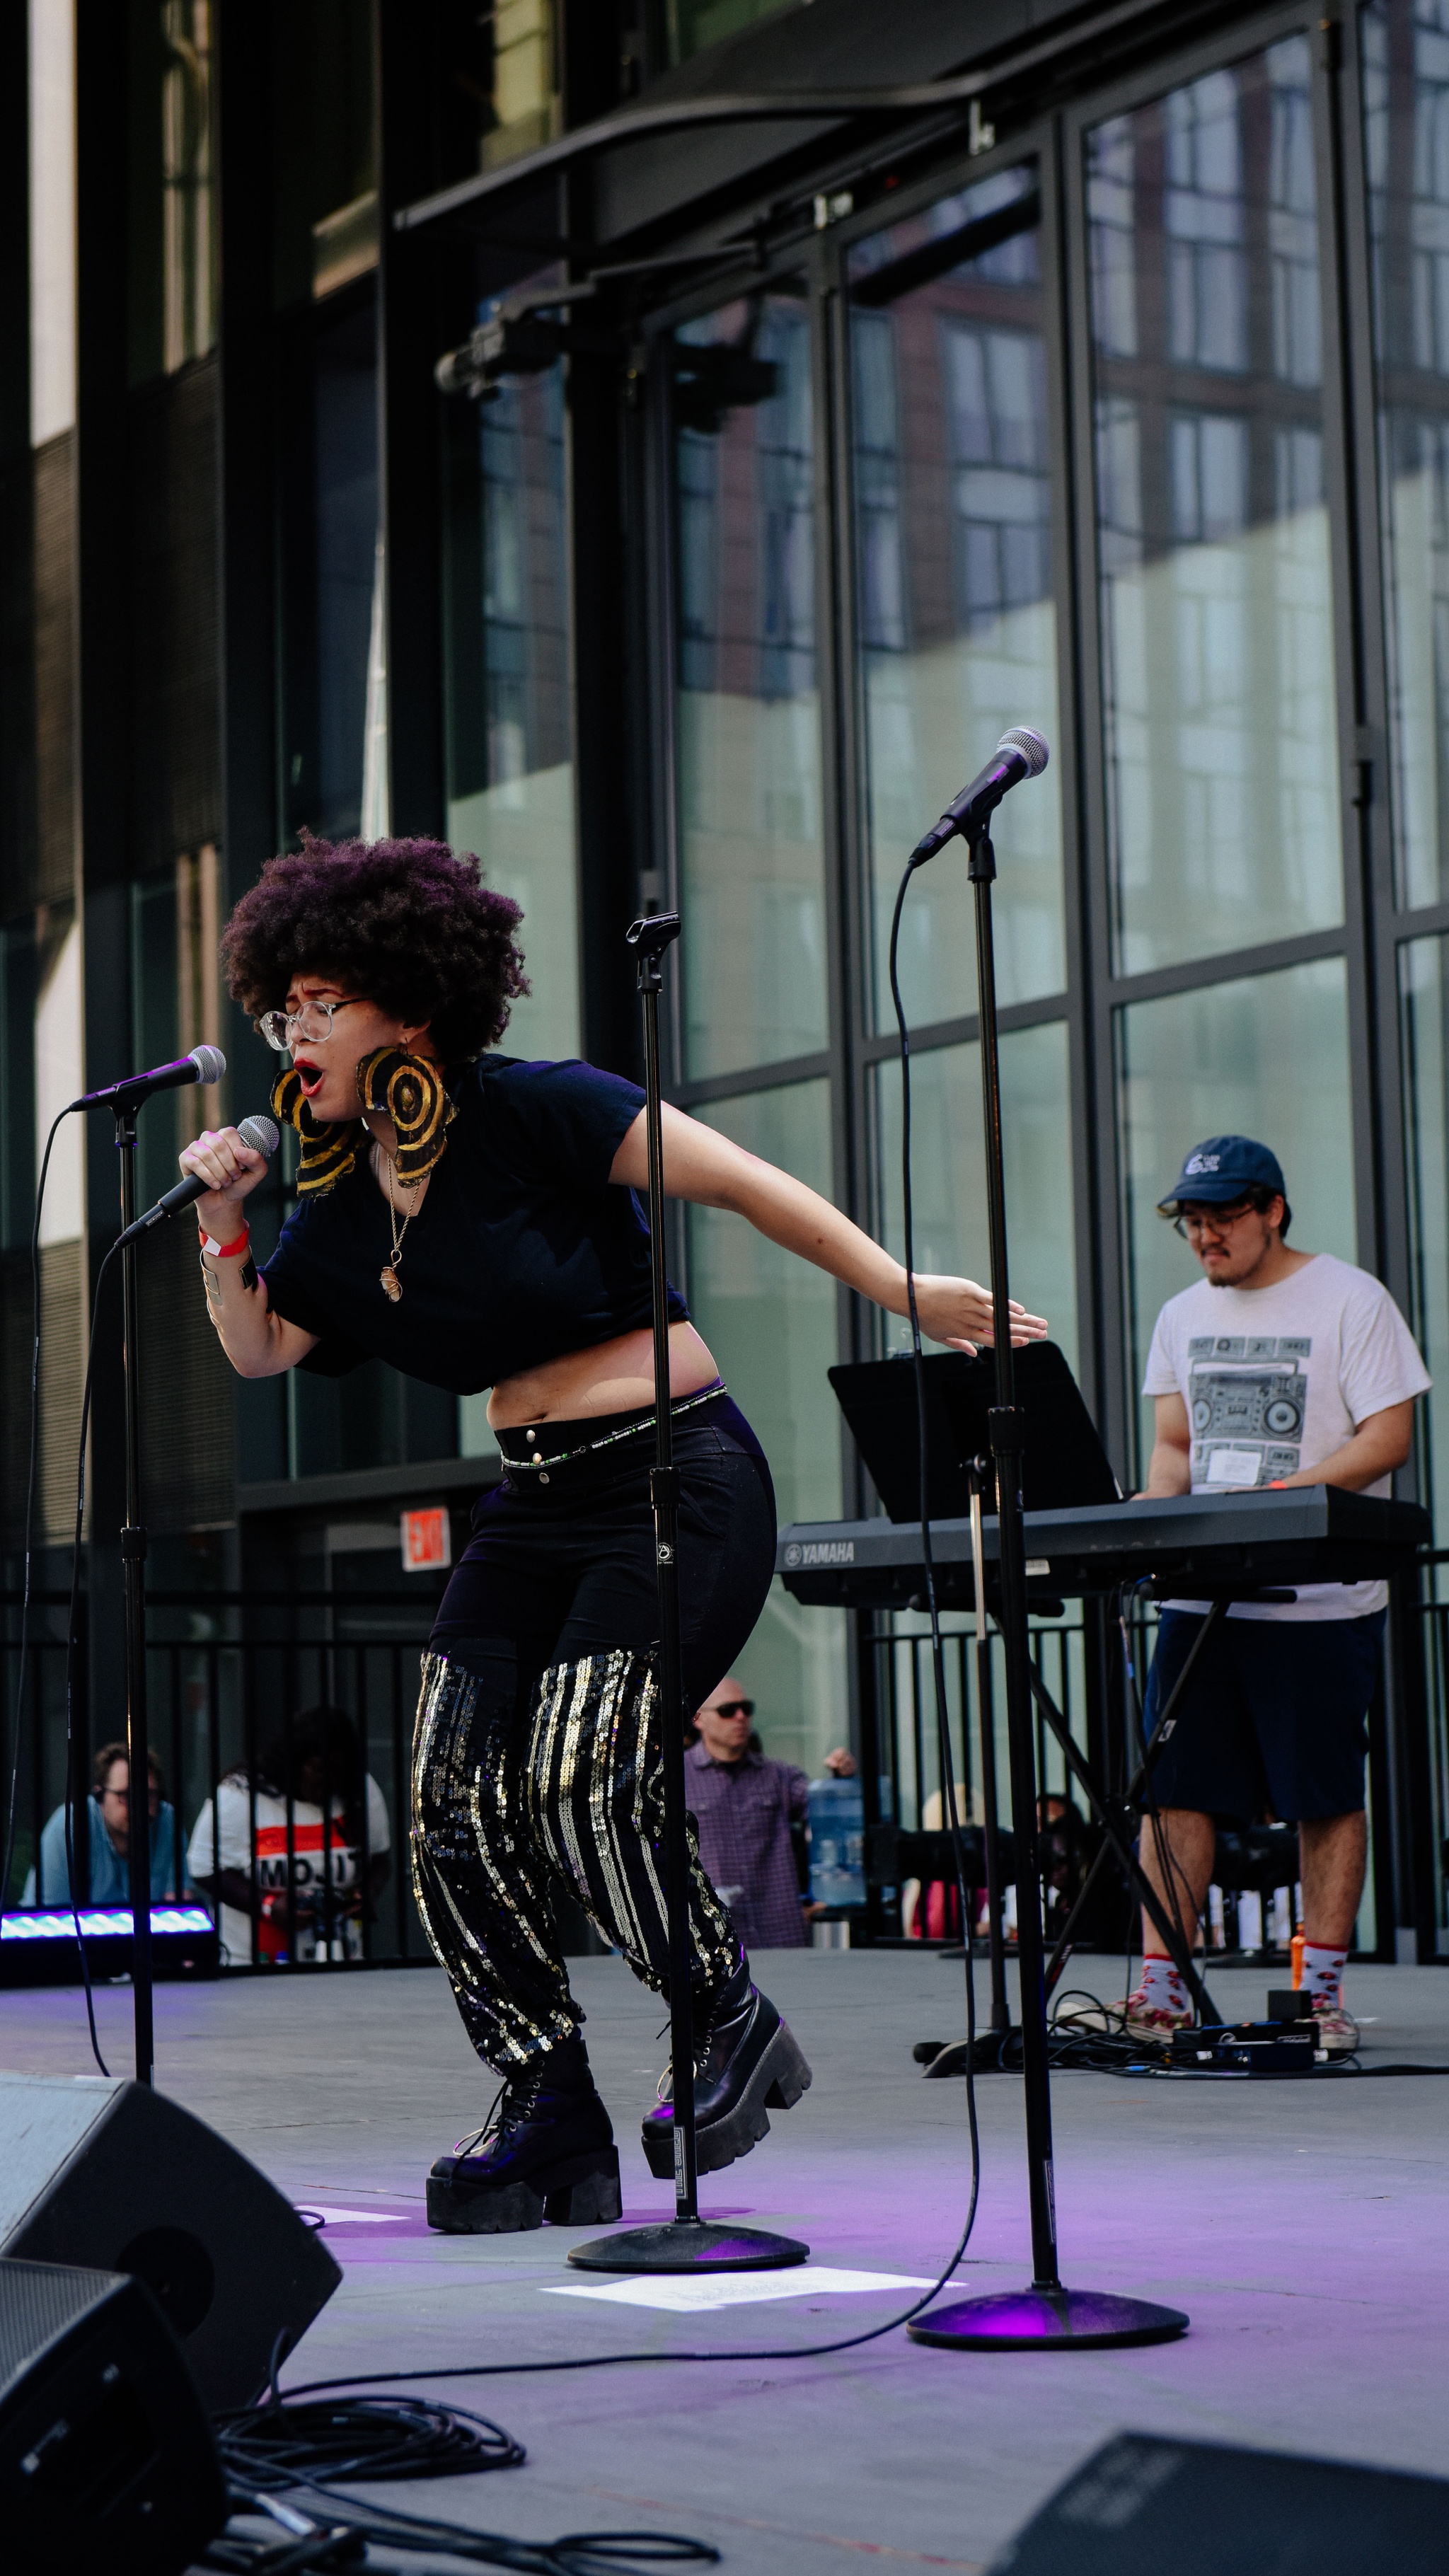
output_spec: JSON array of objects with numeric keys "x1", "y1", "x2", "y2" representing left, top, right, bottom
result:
[{"x1": 180, "y1": 1126, "x2": 274, "y2": 1241}]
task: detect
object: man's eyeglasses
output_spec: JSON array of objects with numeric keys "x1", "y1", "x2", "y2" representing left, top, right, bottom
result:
[
  {"x1": 258, "y1": 998, "x2": 363, "y2": 1051},
  {"x1": 710, "y1": 1699, "x2": 755, "y2": 1720},
  {"x1": 1172, "y1": 1199, "x2": 1258, "y2": 1240}
]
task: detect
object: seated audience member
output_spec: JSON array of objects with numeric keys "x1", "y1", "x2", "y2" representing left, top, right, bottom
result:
[
  {"x1": 686, "y1": 1674, "x2": 855, "y2": 1951},
  {"x1": 188, "y1": 1704, "x2": 391, "y2": 1964},
  {"x1": 25, "y1": 1743, "x2": 188, "y2": 1905}
]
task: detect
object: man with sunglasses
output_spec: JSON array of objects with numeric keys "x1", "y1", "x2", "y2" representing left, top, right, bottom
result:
[
  {"x1": 687, "y1": 1677, "x2": 856, "y2": 1951},
  {"x1": 1118, "y1": 1135, "x2": 1428, "y2": 2053}
]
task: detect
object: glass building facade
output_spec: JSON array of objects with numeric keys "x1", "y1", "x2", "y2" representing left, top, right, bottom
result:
[{"x1": 4, "y1": 0, "x2": 1449, "y2": 1947}]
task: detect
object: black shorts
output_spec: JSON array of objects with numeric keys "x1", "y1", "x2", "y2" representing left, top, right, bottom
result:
[{"x1": 1139, "y1": 1607, "x2": 1384, "y2": 1824}]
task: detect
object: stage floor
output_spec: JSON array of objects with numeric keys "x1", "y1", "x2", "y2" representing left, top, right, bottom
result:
[{"x1": 3, "y1": 1949, "x2": 1448, "y2": 2571}]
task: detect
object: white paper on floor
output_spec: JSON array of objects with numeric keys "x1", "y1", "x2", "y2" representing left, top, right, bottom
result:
[
  {"x1": 543, "y1": 2267, "x2": 935, "y2": 2314},
  {"x1": 302, "y1": 2207, "x2": 400, "y2": 2224}
]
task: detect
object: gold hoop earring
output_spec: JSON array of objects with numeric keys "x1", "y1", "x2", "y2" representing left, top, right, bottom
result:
[
  {"x1": 354, "y1": 1047, "x2": 456, "y2": 1184},
  {"x1": 270, "y1": 1066, "x2": 362, "y2": 1194}
]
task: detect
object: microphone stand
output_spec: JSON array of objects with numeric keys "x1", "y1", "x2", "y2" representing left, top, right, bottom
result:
[
  {"x1": 907, "y1": 822, "x2": 1185, "y2": 2351},
  {"x1": 570, "y1": 911, "x2": 806, "y2": 2276},
  {"x1": 115, "y1": 1103, "x2": 154, "y2": 2088}
]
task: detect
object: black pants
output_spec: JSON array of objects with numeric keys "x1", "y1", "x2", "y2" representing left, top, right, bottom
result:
[{"x1": 411, "y1": 1390, "x2": 777, "y2": 2069}]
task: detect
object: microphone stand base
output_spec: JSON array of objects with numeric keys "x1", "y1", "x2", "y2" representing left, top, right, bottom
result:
[
  {"x1": 568, "y1": 2218, "x2": 809, "y2": 2275},
  {"x1": 908, "y1": 2286, "x2": 1188, "y2": 2350}
]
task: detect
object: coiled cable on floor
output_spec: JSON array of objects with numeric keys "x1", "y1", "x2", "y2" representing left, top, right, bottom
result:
[{"x1": 214, "y1": 2390, "x2": 526, "y2": 2488}]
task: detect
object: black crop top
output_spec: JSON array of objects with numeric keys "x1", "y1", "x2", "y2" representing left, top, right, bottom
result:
[{"x1": 260, "y1": 1054, "x2": 689, "y2": 1394}]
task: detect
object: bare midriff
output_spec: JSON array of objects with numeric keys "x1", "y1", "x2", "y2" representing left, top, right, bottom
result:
[{"x1": 487, "y1": 1320, "x2": 721, "y2": 1429}]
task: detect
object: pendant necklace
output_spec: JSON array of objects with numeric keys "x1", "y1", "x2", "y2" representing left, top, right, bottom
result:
[{"x1": 375, "y1": 1144, "x2": 420, "y2": 1302}]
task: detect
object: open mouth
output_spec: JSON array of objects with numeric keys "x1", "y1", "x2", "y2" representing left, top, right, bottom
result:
[{"x1": 294, "y1": 1061, "x2": 325, "y2": 1098}]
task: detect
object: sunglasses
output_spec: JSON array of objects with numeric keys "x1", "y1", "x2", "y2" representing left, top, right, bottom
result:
[{"x1": 709, "y1": 1699, "x2": 755, "y2": 1720}]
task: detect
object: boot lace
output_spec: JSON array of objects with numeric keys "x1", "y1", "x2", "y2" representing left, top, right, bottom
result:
[{"x1": 452, "y1": 2061, "x2": 547, "y2": 2159}]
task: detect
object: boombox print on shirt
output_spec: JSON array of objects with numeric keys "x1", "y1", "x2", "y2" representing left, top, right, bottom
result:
[
  {"x1": 1187, "y1": 1336, "x2": 1310, "y2": 1487},
  {"x1": 1141, "y1": 1252, "x2": 1431, "y2": 1621}
]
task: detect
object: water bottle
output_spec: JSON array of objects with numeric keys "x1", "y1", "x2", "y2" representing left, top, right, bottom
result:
[{"x1": 808, "y1": 1773, "x2": 865, "y2": 1911}]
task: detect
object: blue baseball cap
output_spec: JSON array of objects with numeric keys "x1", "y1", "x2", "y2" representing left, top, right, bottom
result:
[{"x1": 1158, "y1": 1135, "x2": 1286, "y2": 1213}]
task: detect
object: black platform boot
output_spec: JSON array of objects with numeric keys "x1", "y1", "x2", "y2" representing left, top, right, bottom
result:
[
  {"x1": 640, "y1": 1958, "x2": 812, "y2": 2181},
  {"x1": 427, "y1": 2033, "x2": 622, "y2": 2234}
]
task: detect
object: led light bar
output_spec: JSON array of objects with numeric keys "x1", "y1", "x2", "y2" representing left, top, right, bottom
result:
[{"x1": 1, "y1": 1906, "x2": 214, "y2": 1941}]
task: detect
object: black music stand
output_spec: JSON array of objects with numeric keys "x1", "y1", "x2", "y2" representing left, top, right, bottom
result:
[
  {"x1": 570, "y1": 912, "x2": 806, "y2": 2277},
  {"x1": 904, "y1": 819, "x2": 1186, "y2": 2352}
]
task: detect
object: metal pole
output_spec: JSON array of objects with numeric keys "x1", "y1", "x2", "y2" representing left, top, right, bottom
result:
[
  {"x1": 568, "y1": 911, "x2": 807, "y2": 2275},
  {"x1": 115, "y1": 1107, "x2": 154, "y2": 2087},
  {"x1": 968, "y1": 1463, "x2": 1010, "y2": 2035},
  {"x1": 637, "y1": 928, "x2": 700, "y2": 2226},
  {"x1": 967, "y1": 828, "x2": 1057, "y2": 2289}
]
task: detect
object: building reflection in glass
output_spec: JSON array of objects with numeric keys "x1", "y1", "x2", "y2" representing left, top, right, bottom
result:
[
  {"x1": 673, "y1": 287, "x2": 826, "y2": 1080},
  {"x1": 1088, "y1": 37, "x2": 1344, "y2": 975},
  {"x1": 1365, "y1": 0, "x2": 1449, "y2": 910},
  {"x1": 849, "y1": 165, "x2": 1065, "y2": 1031}
]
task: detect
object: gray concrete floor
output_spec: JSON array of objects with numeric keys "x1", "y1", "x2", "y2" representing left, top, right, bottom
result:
[{"x1": 2, "y1": 1949, "x2": 1448, "y2": 2572}]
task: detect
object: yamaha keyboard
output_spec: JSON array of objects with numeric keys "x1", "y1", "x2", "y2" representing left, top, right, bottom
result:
[{"x1": 776, "y1": 1486, "x2": 1431, "y2": 1608}]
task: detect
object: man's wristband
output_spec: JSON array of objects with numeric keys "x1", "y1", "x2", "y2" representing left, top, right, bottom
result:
[{"x1": 200, "y1": 1225, "x2": 250, "y2": 1260}]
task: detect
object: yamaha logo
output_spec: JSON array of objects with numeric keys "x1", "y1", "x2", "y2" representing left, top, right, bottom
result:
[{"x1": 784, "y1": 1540, "x2": 854, "y2": 1568}]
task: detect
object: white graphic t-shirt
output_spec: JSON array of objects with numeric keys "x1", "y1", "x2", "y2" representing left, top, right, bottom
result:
[
  {"x1": 187, "y1": 1774, "x2": 391, "y2": 1964},
  {"x1": 1142, "y1": 1252, "x2": 1430, "y2": 1621}
]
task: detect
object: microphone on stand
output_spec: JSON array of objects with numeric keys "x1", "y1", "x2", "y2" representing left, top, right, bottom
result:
[
  {"x1": 911, "y1": 727, "x2": 1050, "y2": 862},
  {"x1": 115, "y1": 1113, "x2": 279, "y2": 1247},
  {"x1": 75, "y1": 1045, "x2": 227, "y2": 1111}
]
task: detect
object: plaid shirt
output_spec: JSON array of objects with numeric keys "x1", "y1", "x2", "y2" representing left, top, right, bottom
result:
[{"x1": 686, "y1": 1743, "x2": 809, "y2": 1951}]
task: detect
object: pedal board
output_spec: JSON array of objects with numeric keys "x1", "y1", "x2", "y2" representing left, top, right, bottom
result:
[{"x1": 1167, "y1": 2019, "x2": 1322, "y2": 2074}]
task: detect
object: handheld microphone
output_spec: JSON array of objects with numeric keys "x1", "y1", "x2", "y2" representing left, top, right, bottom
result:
[
  {"x1": 911, "y1": 727, "x2": 1049, "y2": 862},
  {"x1": 75, "y1": 1044, "x2": 227, "y2": 1111},
  {"x1": 116, "y1": 1113, "x2": 279, "y2": 1247}
]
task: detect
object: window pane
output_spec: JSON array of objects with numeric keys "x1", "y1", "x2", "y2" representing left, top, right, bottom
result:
[
  {"x1": 278, "y1": 296, "x2": 380, "y2": 849},
  {"x1": 849, "y1": 167, "x2": 1065, "y2": 1027},
  {"x1": 1117, "y1": 959, "x2": 1356, "y2": 1474},
  {"x1": 665, "y1": 0, "x2": 798, "y2": 63},
  {"x1": 1363, "y1": 1, "x2": 1449, "y2": 908},
  {"x1": 685, "y1": 1082, "x2": 846, "y2": 1775},
  {"x1": 1087, "y1": 40, "x2": 1344, "y2": 972},
  {"x1": 1399, "y1": 936, "x2": 1449, "y2": 1540},
  {"x1": 873, "y1": 1022, "x2": 1079, "y2": 1373},
  {"x1": 444, "y1": 362, "x2": 579, "y2": 1059},
  {"x1": 674, "y1": 289, "x2": 827, "y2": 1078}
]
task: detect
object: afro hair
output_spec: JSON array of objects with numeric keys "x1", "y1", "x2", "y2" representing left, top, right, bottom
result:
[{"x1": 221, "y1": 835, "x2": 529, "y2": 1063}]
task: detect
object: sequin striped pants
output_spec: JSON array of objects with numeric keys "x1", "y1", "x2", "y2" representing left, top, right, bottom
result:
[
  {"x1": 412, "y1": 1646, "x2": 741, "y2": 2067},
  {"x1": 409, "y1": 1394, "x2": 778, "y2": 2070}
]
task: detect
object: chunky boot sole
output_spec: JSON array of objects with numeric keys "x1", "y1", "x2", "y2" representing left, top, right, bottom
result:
[
  {"x1": 642, "y1": 2020, "x2": 812, "y2": 2181},
  {"x1": 427, "y1": 2144, "x2": 621, "y2": 2234}
]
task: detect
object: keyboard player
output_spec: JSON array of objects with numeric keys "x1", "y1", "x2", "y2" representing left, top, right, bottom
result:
[{"x1": 1110, "y1": 1135, "x2": 1429, "y2": 2055}]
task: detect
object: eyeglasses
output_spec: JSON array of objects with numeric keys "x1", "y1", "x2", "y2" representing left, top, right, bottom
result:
[
  {"x1": 708, "y1": 1699, "x2": 755, "y2": 1720},
  {"x1": 258, "y1": 998, "x2": 363, "y2": 1051},
  {"x1": 1172, "y1": 1199, "x2": 1258, "y2": 1240}
]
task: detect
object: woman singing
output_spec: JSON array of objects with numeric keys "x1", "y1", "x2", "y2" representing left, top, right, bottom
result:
[{"x1": 183, "y1": 835, "x2": 1044, "y2": 2236}]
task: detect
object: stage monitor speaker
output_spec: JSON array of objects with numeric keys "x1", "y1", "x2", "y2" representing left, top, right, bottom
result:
[
  {"x1": 0, "y1": 2074, "x2": 340, "y2": 2411},
  {"x1": 0, "y1": 2257, "x2": 226, "y2": 2576},
  {"x1": 987, "y1": 2432, "x2": 1449, "y2": 2575}
]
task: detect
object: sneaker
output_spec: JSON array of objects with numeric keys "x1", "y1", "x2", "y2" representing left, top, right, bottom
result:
[
  {"x1": 1114, "y1": 1985, "x2": 1194, "y2": 2043},
  {"x1": 1309, "y1": 1995, "x2": 1358, "y2": 2057}
]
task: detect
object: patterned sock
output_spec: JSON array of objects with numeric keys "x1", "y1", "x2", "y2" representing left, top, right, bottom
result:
[
  {"x1": 1301, "y1": 1943, "x2": 1347, "y2": 2007},
  {"x1": 1138, "y1": 1953, "x2": 1189, "y2": 2014}
]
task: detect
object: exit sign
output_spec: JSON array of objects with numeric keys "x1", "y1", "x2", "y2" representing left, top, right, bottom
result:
[{"x1": 400, "y1": 1506, "x2": 451, "y2": 1572}]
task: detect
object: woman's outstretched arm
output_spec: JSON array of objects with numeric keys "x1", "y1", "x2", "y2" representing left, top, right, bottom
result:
[{"x1": 609, "y1": 1104, "x2": 1047, "y2": 1353}]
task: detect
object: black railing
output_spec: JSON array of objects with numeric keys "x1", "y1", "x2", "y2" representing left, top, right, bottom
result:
[{"x1": 1, "y1": 1590, "x2": 434, "y2": 1970}]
